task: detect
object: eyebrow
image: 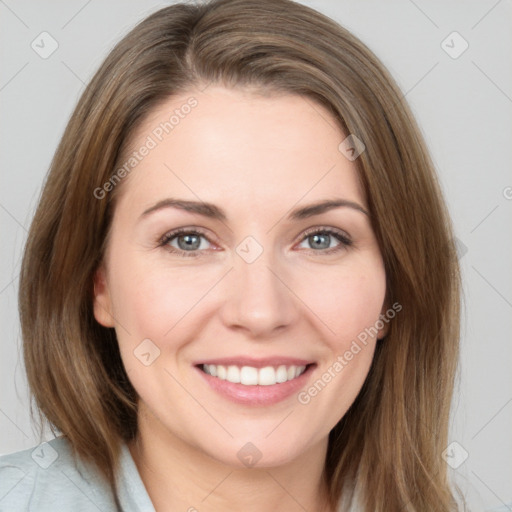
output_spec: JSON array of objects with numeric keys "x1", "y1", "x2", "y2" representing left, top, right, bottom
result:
[{"x1": 140, "y1": 197, "x2": 369, "y2": 221}]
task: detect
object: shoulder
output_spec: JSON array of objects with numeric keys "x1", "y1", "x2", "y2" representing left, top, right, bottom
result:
[{"x1": 0, "y1": 436, "x2": 115, "y2": 511}]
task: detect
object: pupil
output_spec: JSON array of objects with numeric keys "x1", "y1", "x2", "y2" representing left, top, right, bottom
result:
[
  {"x1": 179, "y1": 234, "x2": 200, "y2": 250},
  {"x1": 311, "y1": 233, "x2": 329, "y2": 249}
]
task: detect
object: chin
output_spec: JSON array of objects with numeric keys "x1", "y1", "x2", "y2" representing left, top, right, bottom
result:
[{"x1": 199, "y1": 428, "x2": 321, "y2": 470}]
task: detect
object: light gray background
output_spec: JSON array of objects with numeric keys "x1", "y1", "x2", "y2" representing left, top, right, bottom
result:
[{"x1": 1, "y1": 0, "x2": 511, "y2": 510}]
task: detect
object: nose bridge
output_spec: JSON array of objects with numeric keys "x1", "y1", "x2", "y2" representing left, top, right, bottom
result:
[{"x1": 220, "y1": 234, "x2": 298, "y2": 336}]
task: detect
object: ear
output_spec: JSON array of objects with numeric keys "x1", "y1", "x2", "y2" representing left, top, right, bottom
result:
[
  {"x1": 92, "y1": 264, "x2": 115, "y2": 328},
  {"x1": 377, "y1": 304, "x2": 391, "y2": 340}
]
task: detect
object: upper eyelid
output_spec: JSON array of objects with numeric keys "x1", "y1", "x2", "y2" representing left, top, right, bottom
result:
[
  {"x1": 160, "y1": 226, "x2": 210, "y2": 242},
  {"x1": 301, "y1": 225, "x2": 351, "y2": 239}
]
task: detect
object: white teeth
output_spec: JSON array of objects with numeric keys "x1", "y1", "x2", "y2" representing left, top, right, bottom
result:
[
  {"x1": 276, "y1": 365, "x2": 288, "y2": 383},
  {"x1": 202, "y1": 364, "x2": 308, "y2": 385},
  {"x1": 216, "y1": 365, "x2": 226, "y2": 380},
  {"x1": 226, "y1": 365, "x2": 240, "y2": 383},
  {"x1": 240, "y1": 366, "x2": 258, "y2": 385},
  {"x1": 259, "y1": 366, "x2": 277, "y2": 386}
]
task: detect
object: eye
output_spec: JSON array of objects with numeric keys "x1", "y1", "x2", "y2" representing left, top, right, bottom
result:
[
  {"x1": 296, "y1": 227, "x2": 352, "y2": 255},
  {"x1": 159, "y1": 228, "x2": 214, "y2": 257},
  {"x1": 159, "y1": 226, "x2": 352, "y2": 258}
]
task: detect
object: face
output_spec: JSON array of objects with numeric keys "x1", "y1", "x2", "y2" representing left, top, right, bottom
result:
[{"x1": 93, "y1": 85, "x2": 387, "y2": 468}]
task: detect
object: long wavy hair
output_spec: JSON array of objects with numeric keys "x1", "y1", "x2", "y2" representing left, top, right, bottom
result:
[{"x1": 19, "y1": 0, "x2": 462, "y2": 509}]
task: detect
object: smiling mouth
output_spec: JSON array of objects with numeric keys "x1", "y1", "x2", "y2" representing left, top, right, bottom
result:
[{"x1": 197, "y1": 363, "x2": 314, "y2": 386}]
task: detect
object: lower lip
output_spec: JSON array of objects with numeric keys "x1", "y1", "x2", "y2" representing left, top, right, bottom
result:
[{"x1": 194, "y1": 364, "x2": 316, "y2": 406}]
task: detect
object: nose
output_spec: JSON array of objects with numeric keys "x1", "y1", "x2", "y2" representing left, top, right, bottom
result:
[{"x1": 218, "y1": 242, "x2": 299, "y2": 339}]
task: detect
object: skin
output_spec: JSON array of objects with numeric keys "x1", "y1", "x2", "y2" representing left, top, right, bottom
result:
[{"x1": 93, "y1": 85, "x2": 388, "y2": 512}]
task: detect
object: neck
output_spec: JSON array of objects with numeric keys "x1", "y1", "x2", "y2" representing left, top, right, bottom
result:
[{"x1": 129, "y1": 410, "x2": 334, "y2": 512}]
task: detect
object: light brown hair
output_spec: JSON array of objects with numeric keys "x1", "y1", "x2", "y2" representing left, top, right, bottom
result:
[{"x1": 19, "y1": 0, "x2": 462, "y2": 509}]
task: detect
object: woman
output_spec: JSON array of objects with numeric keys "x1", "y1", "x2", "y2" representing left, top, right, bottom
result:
[{"x1": 0, "y1": 0, "x2": 481, "y2": 510}]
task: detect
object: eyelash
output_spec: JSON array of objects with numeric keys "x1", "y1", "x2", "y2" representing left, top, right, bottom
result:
[{"x1": 158, "y1": 226, "x2": 352, "y2": 258}]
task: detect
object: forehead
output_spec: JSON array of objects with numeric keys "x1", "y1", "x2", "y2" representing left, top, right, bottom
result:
[{"x1": 115, "y1": 86, "x2": 364, "y2": 212}]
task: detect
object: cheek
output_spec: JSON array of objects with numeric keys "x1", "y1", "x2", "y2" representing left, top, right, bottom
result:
[
  {"x1": 108, "y1": 253, "x2": 216, "y2": 341},
  {"x1": 106, "y1": 259, "x2": 207, "y2": 414},
  {"x1": 294, "y1": 259, "x2": 387, "y2": 345},
  {"x1": 291, "y1": 260, "x2": 385, "y2": 413}
]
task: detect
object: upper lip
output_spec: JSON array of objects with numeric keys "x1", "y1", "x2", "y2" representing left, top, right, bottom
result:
[{"x1": 194, "y1": 357, "x2": 315, "y2": 368}]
